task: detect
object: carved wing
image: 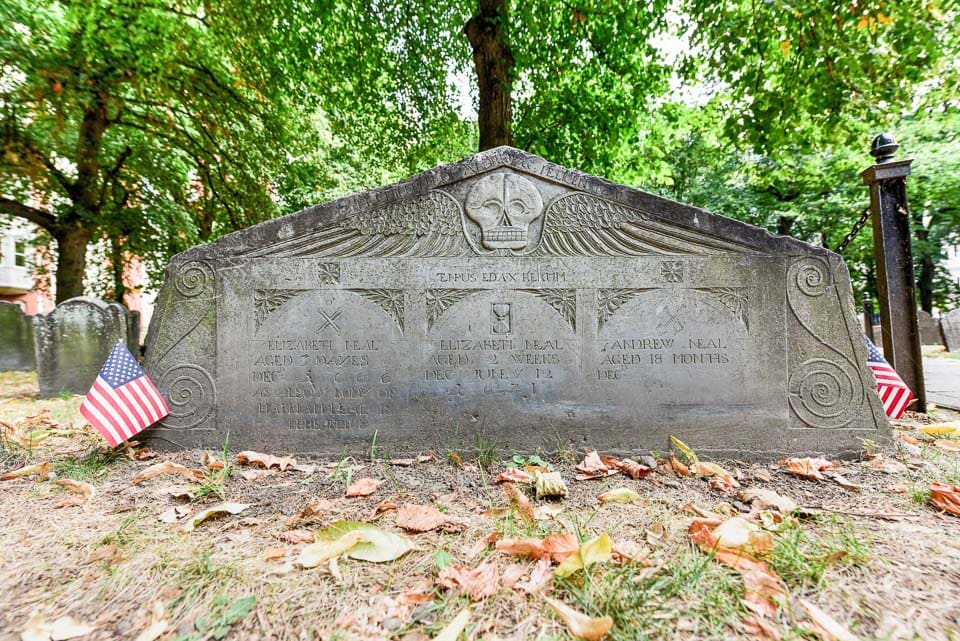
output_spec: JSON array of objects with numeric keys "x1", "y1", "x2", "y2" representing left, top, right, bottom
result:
[
  {"x1": 244, "y1": 190, "x2": 468, "y2": 258},
  {"x1": 539, "y1": 192, "x2": 749, "y2": 256}
]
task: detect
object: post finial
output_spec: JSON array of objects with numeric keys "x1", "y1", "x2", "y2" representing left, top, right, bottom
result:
[{"x1": 870, "y1": 133, "x2": 899, "y2": 163}]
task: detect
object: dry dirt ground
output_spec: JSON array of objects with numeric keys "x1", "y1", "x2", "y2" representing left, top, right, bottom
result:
[{"x1": 2, "y1": 371, "x2": 960, "y2": 641}]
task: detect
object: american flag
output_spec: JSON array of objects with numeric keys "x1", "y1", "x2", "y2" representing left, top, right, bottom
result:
[
  {"x1": 865, "y1": 336, "x2": 914, "y2": 419},
  {"x1": 80, "y1": 341, "x2": 169, "y2": 447}
]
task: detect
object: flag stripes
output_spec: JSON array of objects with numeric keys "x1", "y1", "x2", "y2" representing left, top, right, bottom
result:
[{"x1": 864, "y1": 336, "x2": 914, "y2": 419}]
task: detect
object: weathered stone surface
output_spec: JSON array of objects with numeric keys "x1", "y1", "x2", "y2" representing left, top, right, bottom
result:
[
  {"x1": 33, "y1": 297, "x2": 133, "y2": 397},
  {"x1": 943, "y1": 309, "x2": 960, "y2": 352},
  {"x1": 0, "y1": 302, "x2": 35, "y2": 371},
  {"x1": 143, "y1": 147, "x2": 889, "y2": 459},
  {"x1": 917, "y1": 309, "x2": 945, "y2": 347}
]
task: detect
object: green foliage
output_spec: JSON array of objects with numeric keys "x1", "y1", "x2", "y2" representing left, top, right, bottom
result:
[{"x1": 172, "y1": 595, "x2": 255, "y2": 641}]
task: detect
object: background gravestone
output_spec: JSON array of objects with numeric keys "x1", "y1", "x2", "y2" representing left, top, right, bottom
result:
[
  {"x1": 143, "y1": 147, "x2": 889, "y2": 460},
  {"x1": 917, "y1": 309, "x2": 945, "y2": 347},
  {"x1": 0, "y1": 302, "x2": 36, "y2": 371},
  {"x1": 943, "y1": 309, "x2": 960, "y2": 352},
  {"x1": 33, "y1": 297, "x2": 134, "y2": 397}
]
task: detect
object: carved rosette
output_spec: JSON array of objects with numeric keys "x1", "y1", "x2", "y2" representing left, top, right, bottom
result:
[
  {"x1": 425, "y1": 289, "x2": 481, "y2": 330},
  {"x1": 253, "y1": 289, "x2": 305, "y2": 331},
  {"x1": 158, "y1": 364, "x2": 216, "y2": 429},
  {"x1": 174, "y1": 260, "x2": 214, "y2": 298},
  {"x1": 597, "y1": 289, "x2": 651, "y2": 330},
  {"x1": 788, "y1": 359, "x2": 863, "y2": 428},
  {"x1": 695, "y1": 288, "x2": 749, "y2": 329},
  {"x1": 349, "y1": 289, "x2": 405, "y2": 333},
  {"x1": 519, "y1": 289, "x2": 576, "y2": 331},
  {"x1": 317, "y1": 262, "x2": 340, "y2": 285}
]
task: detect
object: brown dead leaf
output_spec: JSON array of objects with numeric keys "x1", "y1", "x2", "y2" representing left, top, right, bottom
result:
[
  {"x1": 615, "y1": 458, "x2": 651, "y2": 479},
  {"x1": 611, "y1": 540, "x2": 651, "y2": 565},
  {"x1": 797, "y1": 598, "x2": 858, "y2": 641},
  {"x1": 201, "y1": 451, "x2": 225, "y2": 470},
  {"x1": 743, "y1": 616, "x2": 783, "y2": 640},
  {"x1": 669, "y1": 453, "x2": 691, "y2": 477},
  {"x1": 779, "y1": 457, "x2": 836, "y2": 480},
  {"x1": 286, "y1": 498, "x2": 341, "y2": 526},
  {"x1": 515, "y1": 557, "x2": 554, "y2": 594},
  {"x1": 132, "y1": 447, "x2": 158, "y2": 460},
  {"x1": 158, "y1": 485, "x2": 196, "y2": 500},
  {"x1": 238, "y1": 468, "x2": 277, "y2": 481},
  {"x1": 884, "y1": 482, "x2": 909, "y2": 494},
  {"x1": 448, "y1": 451, "x2": 463, "y2": 467},
  {"x1": 930, "y1": 482, "x2": 960, "y2": 516},
  {"x1": 396, "y1": 503, "x2": 466, "y2": 533},
  {"x1": 502, "y1": 482, "x2": 535, "y2": 525},
  {"x1": 545, "y1": 596, "x2": 613, "y2": 641},
  {"x1": 496, "y1": 533, "x2": 578, "y2": 562},
  {"x1": 692, "y1": 461, "x2": 740, "y2": 487},
  {"x1": 235, "y1": 450, "x2": 295, "y2": 470},
  {"x1": 823, "y1": 471, "x2": 863, "y2": 492},
  {"x1": 497, "y1": 468, "x2": 533, "y2": 483},
  {"x1": 934, "y1": 439, "x2": 960, "y2": 453},
  {"x1": 131, "y1": 462, "x2": 203, "y2": 485},
  {"x1": 86, "y1": 543, "x2": 123, "y2": 566},
  {"x1": 575, "y1": 450, "x2": 619, "y2": 480},
  {"x1": 279, "y1": 529, "x2": 315, "y2": 544},
  {"x1": 738, "y1": 487, "x2": 797, "y2": 514},
  {"x1": 345, "y1": 477, "x2": 382, "y2": 497},
  {"x1": 862, "y1": 454, "x2": 907, "y2": 474},
  {"x1": 437, "y1": 562, "x2": 499, "y2": 601},
  {"x1": 368, "y1": 501, "x2": 399, "y2": 520},
  {"x1": 53, "y1": 479, "x2": 95, "y2": 508},
  {"x1": 466, "y1": 531, "x2": 499, "y2": 561},
  {"x1": 263, "y1": 546, "x2": 288, "y2": 561},
  {"x1": 158, "y1": 505, "x2": 191, "y2": 523},
  {"x1": 534, "y1": 504, "x2": 564, "y2": 521},
  {"x1": 1, "y1": 461, "x2": 50, "y2": 481}
]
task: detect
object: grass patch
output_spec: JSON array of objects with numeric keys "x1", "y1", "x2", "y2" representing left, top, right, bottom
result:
[
  {"x1": 56, "y1": 448, "x2": 125, "y2": 481},
  {"x1": 769, "y1": 516, "x2": 871, "y2": 589}
]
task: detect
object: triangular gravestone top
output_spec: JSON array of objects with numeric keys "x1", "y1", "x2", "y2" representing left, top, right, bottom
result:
[{"x1": 143, "y1": 147, "x2": 888, "y2": 459}]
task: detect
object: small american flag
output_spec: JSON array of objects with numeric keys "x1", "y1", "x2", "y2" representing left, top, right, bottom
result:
[
  {"x1": 80, "y1": 341, "x2": 169, "y2": 447},
  {"x1": 865, "y1": 336, "x2": 914, "y2": 419}
]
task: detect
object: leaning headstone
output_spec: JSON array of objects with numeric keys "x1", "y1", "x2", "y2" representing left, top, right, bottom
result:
[
  {"x1": 0, "y1": 302, "x2": 36, "y2": 371},
  {"x1": 943, "y1": 309, "x2": 960, "y2": 352},
  {"x1": 917, "y1": 309, "x2": 945, "y2": 347},
  {"x1": 33, "y1": 297, "x2": 132, "y2": 397},
  {"x1": 143, "y1": 147, "x2": 889, "y2": 459}
]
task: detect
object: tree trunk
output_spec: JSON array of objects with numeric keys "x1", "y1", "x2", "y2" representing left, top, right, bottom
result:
[
  {"x1": 466, "y1": 0, "x2": 514, "y2": 150},
  {"x1": 54, "y1": 226, "x2": 93, "y2": 303},
  {"x1": 777, "y1": 215, "x2": 794, "y2": 236},
  {"x1": 111, "y1": 236, "x2": 126, "y2": 305}
]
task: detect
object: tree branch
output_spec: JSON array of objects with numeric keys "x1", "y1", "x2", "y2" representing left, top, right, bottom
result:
[
  {"x1": 98, "y1": 145, "x2": 133, "y2": 208},
  {"x1": 0, "y1": 197, "x2": 58, "y2": 232}
]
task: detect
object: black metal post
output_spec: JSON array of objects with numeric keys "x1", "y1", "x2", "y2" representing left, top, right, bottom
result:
[
  {"x1": 862, "y1": 293, "x2": 875, "y2": 343},
  {"x1": 861, "y1": 134, "x2": 926, "y2": 412}
]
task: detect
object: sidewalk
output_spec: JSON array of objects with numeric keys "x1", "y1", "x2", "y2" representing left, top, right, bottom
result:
[{"x1": 924, "y1": 355, "x2": 960, "y2": 410}]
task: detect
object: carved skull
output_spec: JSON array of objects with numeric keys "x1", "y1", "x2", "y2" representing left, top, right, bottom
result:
[{"x1": 465, "y1": 174, "x2": 544, "y2": 250}]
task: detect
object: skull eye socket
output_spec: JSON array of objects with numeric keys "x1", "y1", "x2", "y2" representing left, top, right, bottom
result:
[{"x1": 506, "y1": 199, "x2": 529, "y2": 219}]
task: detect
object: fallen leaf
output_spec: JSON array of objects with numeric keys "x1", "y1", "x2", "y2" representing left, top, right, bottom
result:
[
  {"x1": 743, "y1": 615, "x2": 783, "y2": 640},
  {"x1": 158, "y1": 506, "x2": 191, "y2": 523},
  {"x1": 884, "y1": 482, "x2": 909, "y2": 494},
  {"x1": 669, "y1": 453, "x2": 691, "y2": 477},
  {"x1": 615, "y1": 458, "x2": 650, "y2": 479},
  {"x1": 738, "y1": 488, "x2": 797, "y2": 514},
  {"x1": 780, "y1": 457, "x2": 835, "y2": 480},
  {"x1": 49, "y1": 616, "x2": 96, "y2": 640},
  {"x1": 544, "y1": 596, "x2": 613, "y2": 641},
  {"x1": 286, "y1": 497, "x2": 341, "y2": 526},
  {"x1": 611, "y1": 540, "x2": 650, "y2": 565},
  {"x1": 131, "y1": 462, "x2": 203, "y2": 485},
  {"x1": 179, "y1": 502, "x2": 250, "y2": 532},
  {"x1": 308, "y1": 520, "x2": 413, "y2": 563},
  {"x1": 86, "y1": 543, "x2": 122, "y2": 566},
  {"x1": 396, "y1": 503, "x2": 466, "y2": 533},
  {"x1": 292, "y1": 463, "x2": 318, "y2": 474},
  {"x1": 133, "y1": 601, "x2": 169, "y2": 641},
  {"x1": 279, "y1": 529, "x2": 315, "y2": 544},
  {"x1": 346, "y1": 477, "x2": 383, "y2": 497},
  {"x1": 515, "y1": 557, "x2": 554, "y2": 594},
  {"x1": 438, "y1": 562, "x2": 499, "y2": 601},
  {"x1": 201, "y1": 451, "x2": 225, "y2": 470},
  {"x1": 502, "y1": 482, "x2": 535, "y2": 525},
  {"x1": 158, "y1": 485, "x2": 196, "y2": 500},
  {"x1": 448, "y1": 452, "x2": 463, "y2": 467},
  {"x1": 1, "y1": 462, "x2": 50, "y2": 481},
  {"x1": 919, "y1": 424, "x2": 959, "y2": 436},
  {"x1": 263, "y1": 546, "x2": 288, "y2": 561},
  {"x1": 597, "y1": 487, "x2": 642, "y2": 504},
  {"x1": 298, "y1": 530, "x2": 367, "y2": 568},
  {"x1": 497, "y1": 468, "x2": 533, "y2": 483},
  {"x1": 753, "y1": 469, "x2": 774, "y2": 482},
  {"x1": 132, "y1": 447, "x2": 158, "y2": 460},
  {"x1": 862, "y1": 454, "x2": 907, "y2": 474},
  {"x1": 930, "y1": 482, "x2": 960, "y2": 516},
  {"x1": 466, "y1": 531, "x2": 499, "y2": 561},
  {"x1": 900, "y1": 434, "x2": 921, "y2": 445},
  {"x1": 534, "y1": 504, "x2": 564, "y2": 520},
  {"x1": 433, "y1": 608, "x2": 470, "y2": 641},
  {"x1": 535, "y1": 471, "x2": 568, "y2": 499},
  {"x1": 711, "y1": 517, "x2": 773, "y2": 555},
  {"x1": 934, "y1": 439, "x2": 960, "y2": 453},
  {"x1": 575, "y1": 450, "x2": 618, "y2": 480},
  {"x1": 53, "y1": 479, "x2": 95, "y2": 508},
  {"x1": 238, "y1": 468, "x2": 277, "y2": 481},
  {"x1": 691, "y1": 461, "x2": 740, "y2": 487},
  {"x1": 823, "y1": 471, "x2": 863, "y2": 492},
  {"x1": 670, "y1": 435, "x2": 699, "y2": 464},
  {"x1": 797, "y1": 598, "x2": 858, "y2": 641},
  {"x1": 235, "y1": 450, "x2": 295, "y2": 470},
  {"x1": 555, "y1": 532, "x2": 613, "y2": 577},
  {"x1": 496, "y1": 533, "x2": 578, "y2": 562}
]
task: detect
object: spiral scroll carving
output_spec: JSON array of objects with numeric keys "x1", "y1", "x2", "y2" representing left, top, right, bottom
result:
[
  {"x1": 158, "y1": 365, "x2": 216, "y2": 429},
  {"x1": 790, "y1": 256, "x2": 831, "y2": 297},
  {"x1": 788, "y1": 359, "x2": 863, "y2": 428},
  {"x1": 174, "y1": 260, "x2": 214, "y2": 298}
]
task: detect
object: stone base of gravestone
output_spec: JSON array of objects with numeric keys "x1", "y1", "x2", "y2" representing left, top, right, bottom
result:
[
  {"x1": 33, "y1": 297, "x2": 137, "y2": 398},
  {"x1": 0, "y1": 302, "x2": 36, "y2": 371},
  {"x1": 917, "y1": 309, "x2": 945, "y2": 347},
  {"x1": 943, "y1": 309, "x2": 960, "y2": 352}
]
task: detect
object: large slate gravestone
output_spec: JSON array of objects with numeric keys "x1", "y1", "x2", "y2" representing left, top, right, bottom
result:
[
  {"x1": 0, "y1": 302, "x2": 36, "y2": 371},
  {"x1": 33, "y1": 297, "x2": 134, "y2": 397},
  {"x1": 143, "y1": 147, "x2": 889, "y2": 458},
  {"x1": 917, "y1": 309, "x2": 945, "y2": 347},
  {"x1": 943, "y1": 309, "x2": 960, "y2": 352}
]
